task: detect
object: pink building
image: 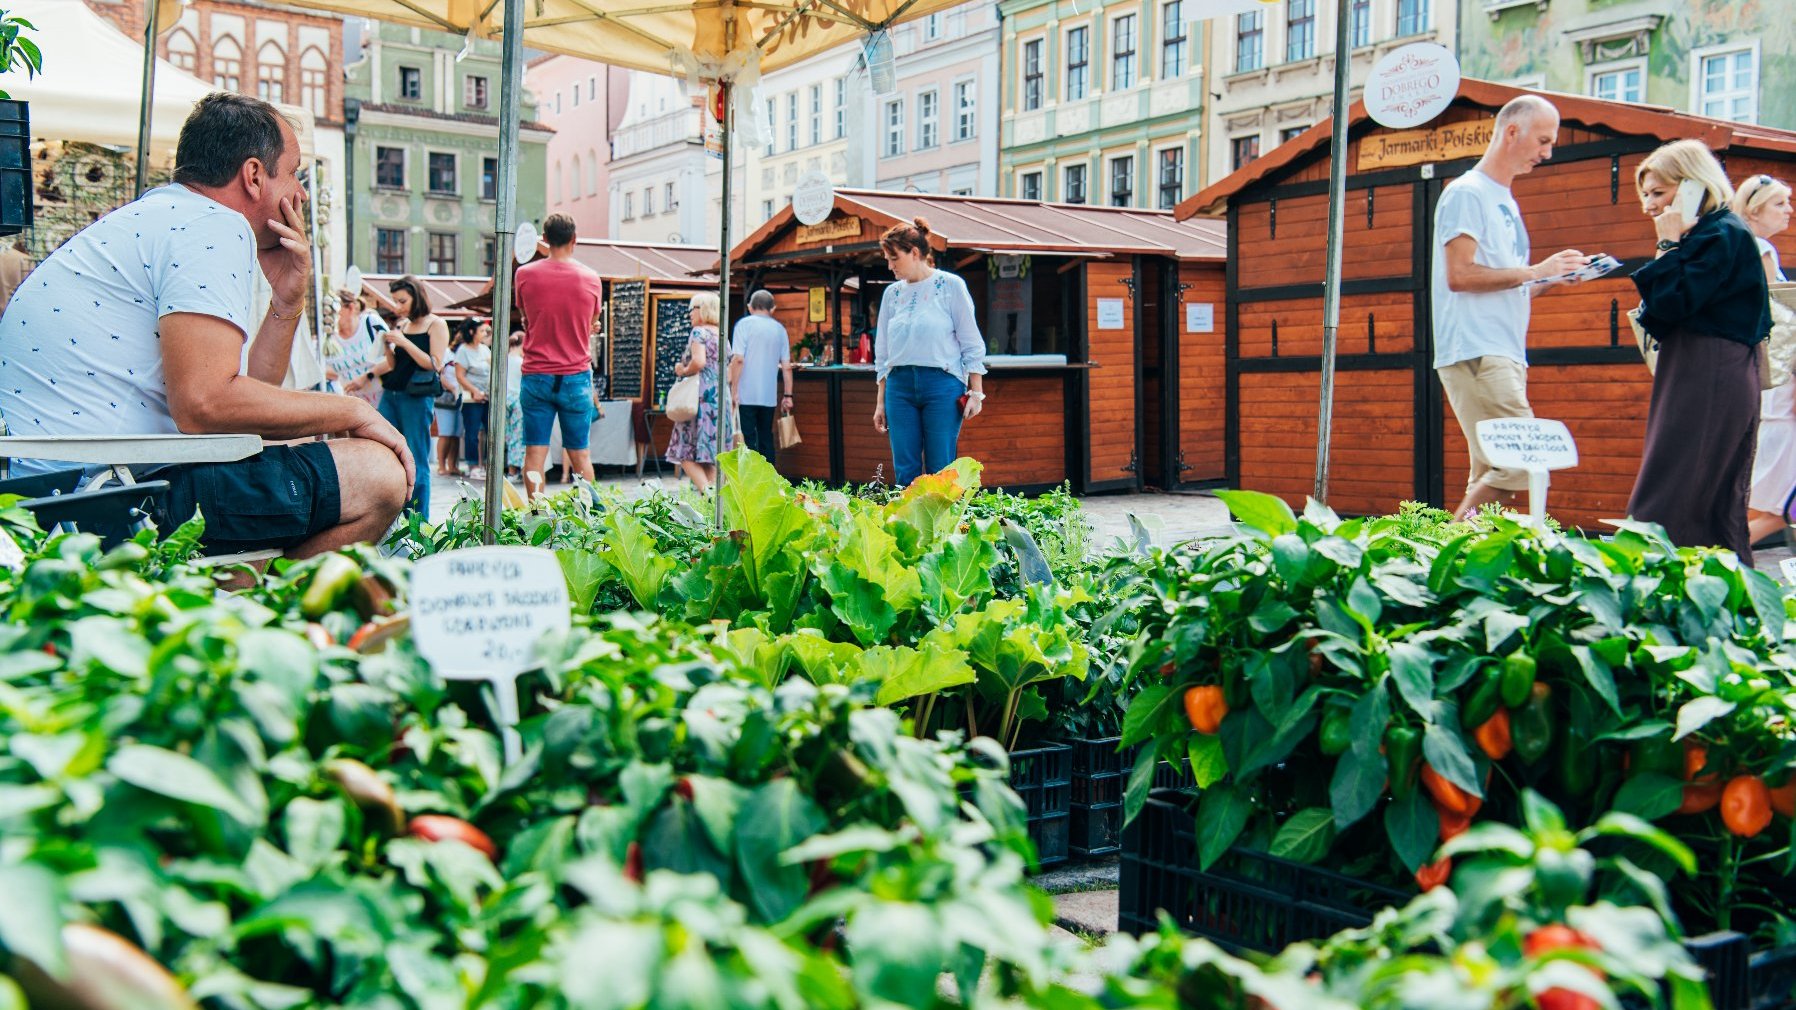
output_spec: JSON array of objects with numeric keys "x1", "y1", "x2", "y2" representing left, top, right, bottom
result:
[
  {"x1": 526, "y1": 55, "x2": 630, "y2": 239},
  {"x1": 862, "y1": 2, "x2": 1002, "y2": 196}
]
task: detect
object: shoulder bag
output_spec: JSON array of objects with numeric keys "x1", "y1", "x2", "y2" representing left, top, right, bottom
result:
[{"x1": 664, "y1": 372, "x2": 701, "y2": 422}]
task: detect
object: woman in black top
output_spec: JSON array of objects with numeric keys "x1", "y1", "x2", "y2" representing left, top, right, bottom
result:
[
  {"x1": 1629, "y1": 140, "x2": 1773, "y2": 561},
  {"x1": 369, "y1": 276, "x2": 450, "y2": 516}
]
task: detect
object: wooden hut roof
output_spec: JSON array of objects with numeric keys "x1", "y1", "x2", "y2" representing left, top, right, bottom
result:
[
  {"x1": 732, "y1": 189, "x2": 1228, "y2": 270},
  {"x1": 569, "y1": 238, "x2": 717, "y2": 285},
  {"x1": 360, "y1": 274, "x2": 491, "y2": 319},
  {"x1": 1179, "y1": 77, "x2": 1796, "y2": 220}
]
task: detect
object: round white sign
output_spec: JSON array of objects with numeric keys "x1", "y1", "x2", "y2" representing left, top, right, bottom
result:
[
  {"x1": 515, "y1": 220, "x2": 540, "y2": 264},
  {"x1": 792, "y1": 170, "x2": 836, "y2": 227},
  {"x1": 1366, "y1": 42, "x2": 1460, "y2": 130},
  {"x1": 343, "y1": 265, "x2": 364, "y2": 295}
]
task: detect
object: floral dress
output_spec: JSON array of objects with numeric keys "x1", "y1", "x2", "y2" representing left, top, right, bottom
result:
[{"x1": 666, "y1": 325, "x2": 732, "y2": 464}]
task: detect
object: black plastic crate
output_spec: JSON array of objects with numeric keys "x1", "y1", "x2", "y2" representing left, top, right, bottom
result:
[
  {"x1": 1748, "y1": 942, "x2": 1796, "y2": 1010},
  {"x1": 1071, "y1": 801, "x2": 1123, "y2": 857},
  {"x1": 1151, "y1": 755, "x2": 1196, "y2": 793},
  {"x1": 1029, "y1": 810, "x2": 1070, "y2": 868},
  {"x1": 1119, "y1": 792, "x2": 1404, "y2": 950},
  {"x1": 1070, "y1": 736, "x2": 1126, "y2": 805},
  {"x1": 1009, "y1": 742, "x2": 1072, "y2": 819}
]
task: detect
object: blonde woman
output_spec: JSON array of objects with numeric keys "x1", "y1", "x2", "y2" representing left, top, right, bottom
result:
[
  {"x1": 664, "y1": 292, "x2": 732, "y2": 492},
  {"x1": 1628, "y1": 140, "x2": 1773, "y2": 560},
  {"x1": 1738, "y1": 175, "x2": 1794, "y2": 546}
]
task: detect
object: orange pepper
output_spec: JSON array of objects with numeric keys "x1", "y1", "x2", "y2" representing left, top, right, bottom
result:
[
  {"x1": 1421, "y1": 764, "x2": 1482, "y2": 818},
  {"x1": 1678, "y1": 742, "x2": 1723, "y2": 815},
  {"x1": 1771, "y1": 775, "x2": 1796, "y2": 819},
  {"x1": 1414, "y1": 856, "x2": 1452, "y2": 891},
  {"x1": 1721, "y1": 775, "x2": 1773, "y2": 837},
  {"x1": 1526, "y1": 924, "x2": 1605, "y2": 1008},
  {"x1": 1437, "y1": 807, "x2": 1473, "y2": 842},
  {"x1": 1184, "y1": 685, "x2": 1228, "y2": 735},
  {"x1": 1474, "y1": 709, "x2": 1513, "y2": 761}
]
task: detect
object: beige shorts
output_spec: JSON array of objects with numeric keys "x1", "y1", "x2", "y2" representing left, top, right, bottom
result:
[{"x1": 1438, "y1": 355, "x2": 1534, "y2": 492}]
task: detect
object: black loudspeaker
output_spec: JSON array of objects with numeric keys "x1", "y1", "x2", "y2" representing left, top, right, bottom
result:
[{"x1": 0, "y1": 99, "x2": 32, "y2": 237}]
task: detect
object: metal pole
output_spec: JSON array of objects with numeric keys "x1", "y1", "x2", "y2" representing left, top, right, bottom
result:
[
  {"x1": 133, "y1": 0, "x2": 161, "y2": 198},
  {"x1": 306, "y1": 160, "x2": 327, "y2": 386},
  {"x1": 484, "y1": 0, "x2": 526, "y2": 543},
  {"x1": 713, "y1": 30, "x2": 736, "y2": 528},
  {"x1": 1313, "y1": 0, "x2": 1353, "y2": 503}
]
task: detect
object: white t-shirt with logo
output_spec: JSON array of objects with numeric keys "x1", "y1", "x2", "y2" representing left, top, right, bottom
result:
[
  {"x1": 1431, "y1": 169, "x2": 1532, "y2": 369},
  {"x1": 0, "y1": 184, "x2": 256, "y2": 473}
]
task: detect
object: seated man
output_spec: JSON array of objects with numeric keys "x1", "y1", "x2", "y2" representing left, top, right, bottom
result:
[{"x1": 0, "y1": 93, "x2": 411, "y2": 557}]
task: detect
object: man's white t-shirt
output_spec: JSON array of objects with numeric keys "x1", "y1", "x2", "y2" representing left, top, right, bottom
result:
[
  {"x1": 0, "y1": 184, "x2": 256, "y2": 473},
  {"x1": 1431, "y1": 169, "x2": 1532, "y2": 369},
  {"x1": 731, "y1": 313, "x2": 791, "y2": 407}
]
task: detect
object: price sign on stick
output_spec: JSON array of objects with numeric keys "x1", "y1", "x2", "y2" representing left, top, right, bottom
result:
[
  {"x1": 1475, "y1": 418, "x2": 1579, "y2": 523},
  {"x1": 410, "y1": 547, "x2": 570, "y2": 765}
]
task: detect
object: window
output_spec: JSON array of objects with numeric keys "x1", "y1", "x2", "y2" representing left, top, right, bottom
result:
[
  {"x1": 480, "y1": 157, "x2": 498, "y2": 200},
  {"x1": 1161, "y1": 1, "x2": 1187, "y2": 78},
  {"x1": 883, "y1": 99, "x2": 904, "y2": 157},
  {"x1": 212, "y1": 37, "x2": 241, "y2": 91},
  {"x1": 835, "y1": 77, "x2": 848, "y2": 138},
  {"x1": 1231, "y1": 134, "x2": 1261, "y2": 170},
  {"x1": 1396, "y1": 0, "x2": 1429, "y2": 36},
  {"x1": 256, "y1": 41, "x2": 284, "y2": 103},
  {"x1": 299, "y1": 47, "x2": 328, "y2": 117},
  {"x1": 1280, "y1": 124, "x2": 1308, "y2": 142},
  {"x1": 1111, "y1": 14, "x2": 1137, "y2": 90},
  {"x1": 588, "y1": 76, "x2": 597, "y2": 100},
  {"x1": 571, "y1": 84, "x2": 580, "y2": 107},
  {"x1": 1589, "y1": 62, "x2": 1643, "y2": 104},
  {"x1": 428, "y1": 153, "x2": 456, "y2": 194},
  {"x1": 426, "y1": 233, "x2": 457, "y2": 275},
  {"x1": 1350, "y1": 0, "x2": 1370, "y2": 48},
  {"x1": 1286, "y1": 0, "x2": 1315, "y2": 62},
  {"x1": 1063, "y1": 163, "x2": 1087, "y2": 204},
  {"x1": 1020, "y1": 171, "x2": 1043, "y2": 201},
  {"x1": 1696, "y1": 46, "x2": 1757, "y2": 123},
  {"x1": 953, "y1": 80, "x2": 976, "y2": 141},
  {"x1": 375, "y1": 146, "x2": 406, "y2": 189},
  {"x1": 399, "y1": 65, "x2": 422, "y2": 101},
  {"x1": 465, "y1": 75, "x2": 489, "y2": 109},
  {"x1": 643, "y1": 187, "x2": 655, "y2": 216},
  {"x1": 623, "y1": 192, "x2": 634, "y2": 220},
  {"x1": 917, "y1": 89, "x2": 939, "y2": 149},
  {"x1": 786, "y1": 92, "x2": 798, "y2": 151},
  {"x1": 665, "y1": 182, "x2": 678, "y2": 210},
  {"x1": 481, "y1": 237, "x2": 497, "y2": 276},
  {"x1": 376, "y1": 228, "x2": 406, "y2": 274},
  {"x1": 1108, "y1": 156, "x2": 1134, "y2": 207},
  {"x1": 809, "y1": 84, "x2": 823, "y2": 144},
  {"x1": 1157, "y1": 147, "x2": 1183, "y2": 210},
  {"x1": 166, "y1": 29, "x2": 196, "y2": 72},
  {"x1": 764, "y1": 98, "x2": 776, "y2": 156},
  {"x1": 924, "y1": 13, "x2": 941, "y2": 40},
  {"x1": 1022, "y1": 38, "x2": 1044, "y2": 110},
  {"x1": 1066, "y1": 26, "x2": 1090, "y2": 100},
  {"x1": 761, "y1": 199, "x2": 774, "y2": 221},
  {"x1": 1235, "y1": 11, "x2": 1263, "y2": 73}
]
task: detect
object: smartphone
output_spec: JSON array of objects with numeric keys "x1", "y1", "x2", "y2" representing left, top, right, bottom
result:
[{"x1": 1675, "y1": 178, "x2": 1706, "y2": 221}]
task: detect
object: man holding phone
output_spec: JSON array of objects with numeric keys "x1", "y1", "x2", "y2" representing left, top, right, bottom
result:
[{"x1": 1432, "y1": 94, "x2": 1592, "y2": 519}]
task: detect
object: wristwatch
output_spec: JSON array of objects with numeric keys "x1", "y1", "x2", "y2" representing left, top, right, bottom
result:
[{"x1": 1656, "y1": 239, "x2": 1681, "y2": 252}]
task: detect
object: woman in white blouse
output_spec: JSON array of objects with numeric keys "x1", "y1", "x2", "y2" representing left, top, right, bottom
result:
[{"x1": 871, "y1": 217, "x2": 987, "y2": 486}]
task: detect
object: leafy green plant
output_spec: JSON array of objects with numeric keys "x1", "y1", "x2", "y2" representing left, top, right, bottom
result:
[{"x1": 0, "y1": 8, "x2": 41, "y2": 100}]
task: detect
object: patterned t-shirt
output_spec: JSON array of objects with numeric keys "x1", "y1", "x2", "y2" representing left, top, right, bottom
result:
[{"x1": 0, "y1": 184, "x2": 256, "y2": 473}]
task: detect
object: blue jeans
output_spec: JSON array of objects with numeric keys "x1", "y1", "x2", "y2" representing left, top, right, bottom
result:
[
  {"x1": 885, "y1": 365, "x2": 964, "y2": 487},
  {"x1": 460, "y1": 400, "x2": 490, "y2": 467},
  {"x1": 378, "y1": 390, "x2": 431, "y2": 516},
  {"x1": 520, "y1": 372, "x2": 595, "y2": 450}
]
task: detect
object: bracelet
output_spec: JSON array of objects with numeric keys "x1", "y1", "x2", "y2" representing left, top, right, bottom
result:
[
  {"x1": 966, "y1": 391, "x2": 986, "y2": 401},
  {"x1": 268, "y1": 301, "x2": 302, "y2": 321}
]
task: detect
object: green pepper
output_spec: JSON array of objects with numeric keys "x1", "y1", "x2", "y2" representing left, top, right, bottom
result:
[
  {"x1": 1319, "y1": 704, "x2": 1355, "y2": 757},
  {"x1": 1512, "y1": 682, "x2": 1554, "y2": 765},
  {"x1": 96, "y1": 541, "x2": 150, "y2": 571},
  {"x1": 1557, "y1": 722, "x2": 1597, "y2": 797},
  {"x1": 1385, "y1": 723, "x2": 1422, "y2": 800},
  {"x1": 300, "y1": 554, "x2": 364, "y2": 620},
  {"x1": 1500, "y1": 653, "x2": 1537, "y2": 709},
  {"x1": 1461, "y1": 667, "x2": 1505, "y2": 730}
]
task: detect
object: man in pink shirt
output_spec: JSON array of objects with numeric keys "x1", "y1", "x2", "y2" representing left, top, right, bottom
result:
[{"x1": 514, "y1": 213, "x2": 603, "y2": 495}]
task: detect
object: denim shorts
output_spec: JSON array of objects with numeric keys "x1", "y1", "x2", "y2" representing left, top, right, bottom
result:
[
  {"x1": 519, "y1": 371, "x2": 595, "y2": 450},
  {"x1": 154, "y1": 441, "x2": 342, "y2": 554}
]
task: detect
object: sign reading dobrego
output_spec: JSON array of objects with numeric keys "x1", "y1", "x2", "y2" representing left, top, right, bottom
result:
[
  {"x1": 1366, "y1": 43, "x2": 1460, "y2": 130},
  {"x1": 1358, "y1": 118, "x2": 1496, "y2": 171},
  {"x1": 1475, "y1": 418, "x2": 1579, "y2": 472}
]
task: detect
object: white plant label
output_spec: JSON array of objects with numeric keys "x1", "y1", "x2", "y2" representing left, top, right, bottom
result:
[
  {"x1": 1781, "y1": 558, "x2": 1796, "y2": 588},
  {"x1": 1367, "y1": 43, "x2": 1460, "y2": 130},
  {"x1": 410, "y1": 546, "x2": 570, "y2": 764},
  {"x1": 1475, "y1": 418, "x2": 1579, "y2": 472},
  {"x1": 0, "y1": 527, "x2": 22, "y2": 571}
]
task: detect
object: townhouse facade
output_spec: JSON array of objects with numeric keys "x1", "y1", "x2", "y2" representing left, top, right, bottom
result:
[
  {"x1": 864, "y1": 2, "x2": 1004, "y2": 197},
  {"x1": 745, "y1": 45, "x2": 863, "y2": 227},
  {"x1": 606, "y1": 72, "x2": 739, "y2": 247},
  {"x1": 527, "y1": 56, "x2": 631, "y2": 240}
]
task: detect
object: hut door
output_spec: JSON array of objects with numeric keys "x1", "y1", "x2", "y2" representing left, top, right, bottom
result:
[{"x1": 1137, "y1": 259, "x2": 1169, "y2": 489}]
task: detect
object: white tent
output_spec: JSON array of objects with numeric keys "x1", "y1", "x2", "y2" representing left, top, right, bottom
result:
[{"x1": 6, "y1": 0, "x2": 313, "y2": 158}]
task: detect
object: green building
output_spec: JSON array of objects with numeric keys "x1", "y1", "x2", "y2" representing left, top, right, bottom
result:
[
  {"x1": 1457, "y1": 0, "x2": 1795, "y2": 129},
  {"x1": 343, "y1": 22, "x2": 552, "y2": 278},
  {"x1": 996, "y1": 0, "x2": 1206, "y2": 209}
]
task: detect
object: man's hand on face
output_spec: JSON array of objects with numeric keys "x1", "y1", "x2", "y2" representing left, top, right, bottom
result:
[
  {"x1": 344, "y1": 402, "x2": 417, "y2": 495},
  {"x1": 258, "y1": 194, "x2": 312, "y2": 312}
]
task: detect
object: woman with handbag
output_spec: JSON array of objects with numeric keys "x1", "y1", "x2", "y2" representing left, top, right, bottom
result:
[
  {"x1": 369, "y1": 276, "x2": 450, "y2": 516},
  {"x1": 664, "y1": 292, "x2": 730, "y2": 492},
  {"x1": 433, "y1": 327, "x2": 469, "y2": 478},
  {"x1": 1739, "y1": 175, "x2": 1794, "y2": 546},
  {"x1": 456, "y1": 320, "x2": 495, "y2": 480},
  {"x1": 1628, "y1": 141, "x2": 1772, "y2": 561}
]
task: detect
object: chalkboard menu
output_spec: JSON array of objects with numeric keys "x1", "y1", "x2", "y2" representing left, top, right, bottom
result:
[
  {"x1": 607, "y1": 278, "x2": 648, "y2": 401},
  {"x1": 651, "y1": 295, "x2": 694, "y2": 408}
]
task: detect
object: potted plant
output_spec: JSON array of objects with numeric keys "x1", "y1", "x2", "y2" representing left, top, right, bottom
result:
[{"x1": 0, "y1": 7, "x2": 40, "y2": 236}]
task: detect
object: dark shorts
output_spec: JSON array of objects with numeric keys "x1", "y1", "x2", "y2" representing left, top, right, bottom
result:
[{"x1": 155, "y1": 441, "x2": 342, "y2": 554}]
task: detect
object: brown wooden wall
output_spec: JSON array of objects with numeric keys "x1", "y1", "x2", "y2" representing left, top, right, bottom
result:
[
  {"x1": 1237, "y1": 369, "x2": 1417, "y2": 518},
  {"x1": 1086, "y1": 260, "x2": 1138, "y2": 487},
  {"x1": 1176, "y1": 261, "x2": 1228, "y2": 482}
]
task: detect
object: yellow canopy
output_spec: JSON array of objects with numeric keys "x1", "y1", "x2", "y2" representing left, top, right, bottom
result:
[{"x1": 277, "y1": 0, "x2": 963, "y2": 76}]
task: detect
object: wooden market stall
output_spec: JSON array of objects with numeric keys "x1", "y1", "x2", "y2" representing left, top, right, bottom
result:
[
  {"x1": 1177, "y1": 79, "x2": 1796, "y2": 529},
  {"x1": 730, "y1": 190, "x2": 1227, "y2": 493}
]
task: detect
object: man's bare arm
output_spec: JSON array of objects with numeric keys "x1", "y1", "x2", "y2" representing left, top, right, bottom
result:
[
  {"x1": 1444, "y1": 236, "x2": 1589, "y2": 294},
  {"x1": 242, "y1": 302, "x2": 303, "y2": 385}
]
